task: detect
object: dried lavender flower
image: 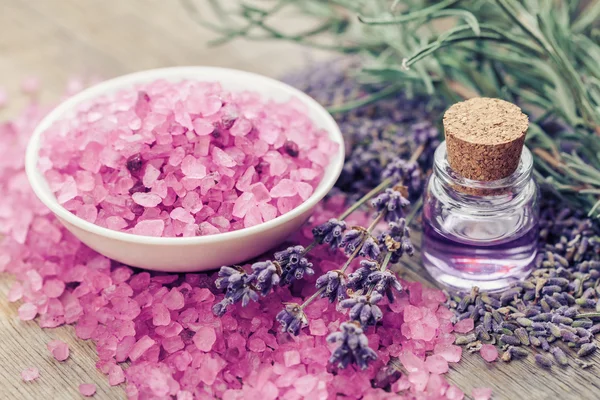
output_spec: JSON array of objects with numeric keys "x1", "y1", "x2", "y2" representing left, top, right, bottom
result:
[
  {"x1": 368, "y1": 270, "x2": 403, "y2": 302},
  {"x1": 327, "y1": 322, "x2": 378, "y2": 370},
  {"x1": 577, "y1": 343, "x2": 596, "y2": 357},
  {"x1": 550, "y1": 346, "x2": 569, "y2": 366},
  {"x1": 358, "y1": 236, "x2": 380, "y2": 260},
  {"x1": 371, "y1": 188, "x2": 410, "y2": 223},
  {"x1": 347, "y1": 260, "x2": 377, "y2": 292},
  {"x1": 274, "y1": 246, "x2": 314, "y2": 285},
  {"x1": 312, "y1": 218, "x2": 347, "y2": 250},
  {"x1": 250, "y1": 261, "x2": 280, "y2": 296},
  {"x1": 315, "y1": 271, "x2": 347, "y2": 303},
  {"x1": 535, "y1": 354, "x2": 553, "y2": 368},
  {"x1": 276, "y1": 303, "x2": 308, "y2": 336},
  {"x1": 339, "y1": 228, "x2": 365, "y2": 255},
  {"x1": 340, "y1": 294, "x2": 384, "y2": 327}
]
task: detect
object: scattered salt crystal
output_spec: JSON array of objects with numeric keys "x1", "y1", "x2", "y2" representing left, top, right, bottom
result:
[
  {"x1": 434, "y1": 344, "x2": 462, "y2": 363},
  {"x1": 79, "y1": 383, "x2": 97, "y2": 397},
  {"x1": 47, "y1": 339, "x2": 70, "y2": 361},
  {"x1": 170, "y1": 207, "x2": 195, "y2": 224},
  {"x1": 480, "y1": 344, "x2": 498, "y2": 362},
  {"x1": 152, "y1": 303, "x2": 171, "y2": 326},
  {"x1": 453, "y1": 318, "x2": 474, "y2": 333},
  {"x1": 18, "y1": 303, "x2": 38, "y2": 321},
  {"x1": 108, "y1": 364, "x2": 125, "y2": 385},
  {"x1": 472, "y1": 387, "x2": 493, "y2": 400},
  {"x1": 21, "y1": 367, "x2": 39, "y2": 382},
  {"x1": 309, "y1": 319, "x2": 328, "y2": 336},
  {"x1": 408, "y1": 369, "x2": 429, "y2": 392},
  {"x1": 425, "y1": 354, "x2": 449, "y2": 374},
  {"x1": 293, "y1": 375, "x2": 318, "y2": 396},
  {"x1": 163, "y1": 288, "x2": 185, "y2": 310},
  {"x1": 7, "y1": 282, "x2": 23, "y2": 302},
  {"x1": 128, "y1": 335, "x2": 156, "y2": 361},
  {"x1": 283, "y1": 350, "x2": 301, "y2": 367},
  {"x1": 193, "y1": 326, "x2": 217, "y2": 352},
  {"x1": 446, "y1": 385, "x2": 465, "y2": 400},
  {"x1": 247, "y1": 337, "x2": 266, "y2": 353}
]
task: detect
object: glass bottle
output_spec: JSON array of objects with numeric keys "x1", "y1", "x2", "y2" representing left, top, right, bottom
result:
[{"x1": 421, "y1": 141, "x2": 539, "y2": 292}]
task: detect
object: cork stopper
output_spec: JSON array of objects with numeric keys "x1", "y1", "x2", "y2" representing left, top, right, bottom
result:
[{"x1": 443, "y1": 97, "x2": 528, "y2": 182}]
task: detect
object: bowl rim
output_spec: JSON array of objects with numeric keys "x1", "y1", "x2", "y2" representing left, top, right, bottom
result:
[{"x1": 25, "y1": 66, "x2": 344, "y2": 246}]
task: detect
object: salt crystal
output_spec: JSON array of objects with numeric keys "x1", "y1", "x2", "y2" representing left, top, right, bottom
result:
[
  {"x1": 108, "y1": 364, "x2": 125, "y2": 385},
  {"x1": 408, "y1": 370, "x2": 429, "y2": 392},
  {"x1": 47, "y1": 339, "x2": 70, "y2": 361},
  {"x1": 295, "y1": 182, "x2": 313, "y2": 201},
  {"x1": 193, "y1": 326, "x2": 217, "y2": 352},
  {"x1": 454, "y1": 318, "x2": 474, "y2": 333},
  {"x1": 480, "y1": 344, "x2": 498, "y2": 362},
  {"x1": 21, "y1": 367, "x2": 39, "y2": 382},
  {"x1": 425, "y1": 354, "x2": 449, "y2": 374},
  {"x1": 293, "y1": 375, "x2": 318, "y2": 396},
  {"x1": 192, "y1": 118, "x2": 214, "y2": 136},
  {"x1": 244, "y1": 206, "x2": 263, "y2": 228},
  {"x1": 232, "y1": 192, "x2": 255, "y2": 218},
  {"x1": 213, "y1": 147, "x2": 236, "y2": 168},
  {"x1": 170, "y1": 207, "x2": 195, "y2": 224},
  {"x1": 433, "y1": 344, "x2": 462, "y2": 363},
  {"x1": 152, "y1": 303, "x2": 171, "y2": 326},
  {"x1": 18, "y1": 303, "x2": 38, "y2": 321},
  {"x1": 309, "y1": 319, "x2": 328, "y2": 336},
  {"x1": 128, "y1": 335, "x2": 156, "y2": 361},
  {"x1": 404, "y1": 305, "x2": 423, "y2": 322},
  {"x1": 270, "y1": 179, "x2": 297, "y2": 198},
  {"x1": 247, "y1": 337, "x2": 266, "y2": 353},
  {"x1": 472, "y1": 387, "x2": 493, "y2": 400},
  {"x1": 7, "y1": 282, "x2": 23, "y2": 302},
  {"x1": 181, "y1": 155, "x2": 207, "y2": 179},
  {"x1": 446, "y1": 385, "x2": 465, "y2": 400},
  {"x1": 132, "y1": 192, "x2": 162, "y2": 207},
  {"x1": 163, "y1": 288, "x2": 185, "y2": 310},
  {"x1": 79, "y1": 383, "x2": 97, "y2": 397},
  {"x1": 143, "y1": 164, "x2": 161, "y2": 187},
  {"x1": 132, "y1": 219, "x2": 164, "y2": 237},
  {"x1": 283, "y1": 350, "x2": 301, "y2": 367}
]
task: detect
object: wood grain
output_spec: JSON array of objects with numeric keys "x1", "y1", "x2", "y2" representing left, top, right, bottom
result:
[{"x1": 0, "y1": 1, "x2": 598, "y2": 399}]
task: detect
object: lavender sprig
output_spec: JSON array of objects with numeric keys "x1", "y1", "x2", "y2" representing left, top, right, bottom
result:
[{"x1": 327, "y1": 322, "x2": 378, "y2": 370}]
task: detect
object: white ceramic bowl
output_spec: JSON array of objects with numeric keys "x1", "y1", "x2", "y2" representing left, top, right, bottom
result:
[{"x1": 25, "y1": 67, "x2": 344, "y2": 272}]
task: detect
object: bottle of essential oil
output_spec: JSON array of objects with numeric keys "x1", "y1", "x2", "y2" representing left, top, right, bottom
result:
[{"x1": 422, "y1": 98, "x2": 539, "y2": 292}]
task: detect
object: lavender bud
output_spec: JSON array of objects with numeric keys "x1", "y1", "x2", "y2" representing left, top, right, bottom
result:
[
  {"x1": 312, "y1": 218, "x2": 347, "y2": 250},
  {"x1": 535, "y1": 354, "x2": 553, "y2": 368}
]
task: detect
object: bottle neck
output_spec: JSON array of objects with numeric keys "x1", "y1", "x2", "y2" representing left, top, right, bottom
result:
[{"x1": 432, "y1": 141, "x2": 534, "y2": 207}]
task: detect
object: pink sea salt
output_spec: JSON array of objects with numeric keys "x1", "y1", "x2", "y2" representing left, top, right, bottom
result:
[
  {"x1": 472, "y1": 387, "x2": 493, "y2": 400},
  {"x1": 425, "y1": 354, "x2": 449, "y2": 374},
  {"x1": 193, "y1": 326, "x2": 217, "y2": 352},
  {"x1": 18, "y1": 303, "x2": 38, "y2": 321},
  {"x1": 21, "y1": 367, "x2": 39, "y2": 382},
  {"x1": 2, "y1": 87, "x2": 459, "y2": 400},
  {"x1": 480, "y1": 344, "x2": 498, "y2": 362},
  {"x1": 79, "y1": 383, "x2": 97, "y2": 397},
  {"x1": 40, "y1": 79, "x2": 334, "y2": 238},
  {"x1": 453, "y1": 318, "x2": 474, "y2": 333},
  {"x1": 47, "y1": 339, "x2": 70, "y2": 361}
]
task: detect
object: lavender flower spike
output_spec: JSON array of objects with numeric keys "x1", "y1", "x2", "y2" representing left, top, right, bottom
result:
[
  {"x1": 250, "y1": 260, "x2": 280, "y2": 296},
  {"x1": 371, "y1": 188, "x2": 410, "y2": 223},
  {"x1": 359, "y1": 236, "x2": 380, "y2": 260},
  {"x1": 368, "y1": 270, "x2": 403, "y2": 302},
  {"x1": 340, "y1": 293, "x2": 384, "y2": 327},
  {"x1": 327, "y1": 322, "x2": 378, "y2": 370},
  {"x1": 316, "y1": 270, "x2": 347, "y2": 303},
  {"x1": 312, "y1": 218, "x2": 347, "y2": 250},
  {"x1": 213, "y1": 266, "x2": 259, "y2": 315},
  {"x1": 274, "y1": 245, "x2": 314, "y2": 285},
  {"x1": 339, "y1": 228, "x2": 365, "y2": 255},
  {"x1": 347, "y1": 260, "x2": 378, "y2": 292},
  {"x1": 276, "y1": 303, "x2": 308, "y2": 336}
]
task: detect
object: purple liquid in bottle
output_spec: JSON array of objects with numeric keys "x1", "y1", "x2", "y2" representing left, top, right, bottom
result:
[{"x1": 421, "y1": 142, "x2": 539, "y2": 292}]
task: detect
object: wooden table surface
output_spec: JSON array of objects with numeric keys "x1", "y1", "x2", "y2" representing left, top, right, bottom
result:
[{"x1": 0, "y1": 1, "x2": 598, "y2": 399}]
